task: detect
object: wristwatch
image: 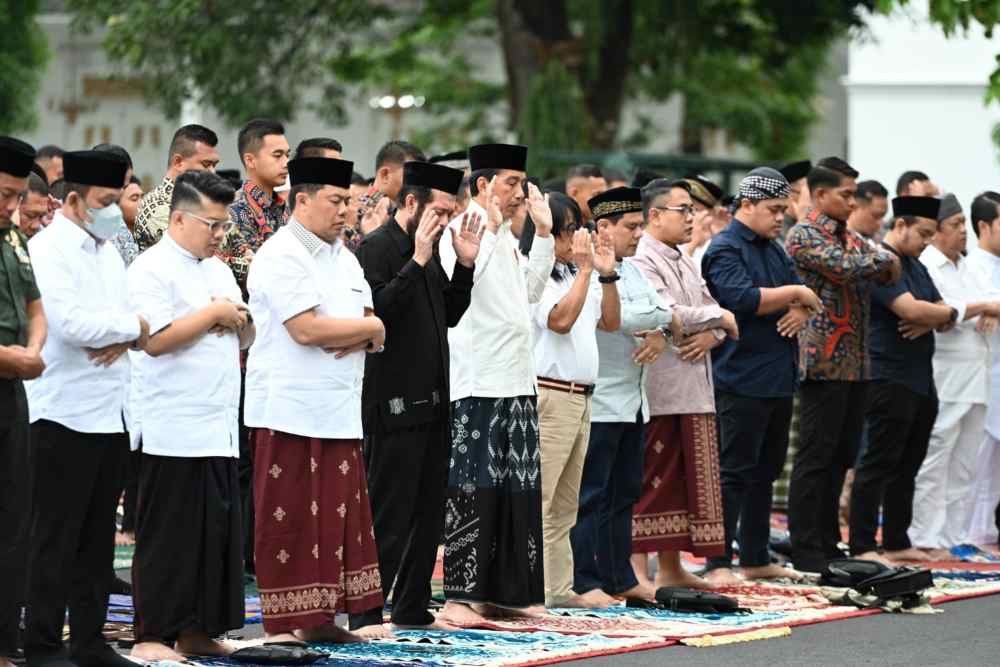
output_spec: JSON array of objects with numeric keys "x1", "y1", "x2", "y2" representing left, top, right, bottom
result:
[
  {"x1": 948, "y1": 307, "x2": 959, "y2": 325},
  {"x1": 598, "y1": 272, "x2": 620, "y2": 284},
  {"x1": 658, "y1": 325, "x2": 672, "y2": 340}
]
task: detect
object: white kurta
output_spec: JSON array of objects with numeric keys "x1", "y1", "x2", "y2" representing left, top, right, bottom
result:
[
  {"x1": 531, "y1": 265, "x2": 602, "y2": 385},
  {"x1": 910, "y1": 245, "x2": 993, "y2": 547},
  {"x1": 126, "y1": 232, "x2": 243, "y2": 457},
  {"x1": 25, "y1": 212, "x2": 139, "y2": 433},
  {"x1": 438, "y1": 199, "x2": 555, "y2": 400}
]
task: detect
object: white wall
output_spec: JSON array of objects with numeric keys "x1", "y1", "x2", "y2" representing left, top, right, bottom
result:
[{"x1": 845, "y1": 2, "x2": 1000, "y2": 212}]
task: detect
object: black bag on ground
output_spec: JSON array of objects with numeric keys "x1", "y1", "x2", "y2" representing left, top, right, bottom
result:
[
  {"x1": 230, "y1": 645, "x2": 328, "y2": 665},
  {"x1": 855, "y1": 567, "x2": 934, "y2": 599},
  {"x1": 654, "y1": 586, "x2": 745, "y2": 613},
  {"x1": 819, "y1": 558, "x2": 890, "y2": 588}
]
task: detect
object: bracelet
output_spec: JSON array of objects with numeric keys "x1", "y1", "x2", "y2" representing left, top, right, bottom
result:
[
  {"x1": 598, "y1": 272, "x2": 620, "y2": 284},
  {"x1": 659, "y1": 325, "x2": 672, "y2": 340}
]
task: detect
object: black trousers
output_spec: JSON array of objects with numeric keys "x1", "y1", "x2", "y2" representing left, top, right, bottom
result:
[
  {"x1": 238, "y1": 367, "x2": 255, "y2": 574},
  {"x1": 849, "y1": 381, "x2": 938, "y2": 555},
  {"x1": 350, "y1": 418, "x2": 449, "y2": 628},
  {"x1": 708, "y1": 391, "x2": 792, "y2": 570},
  {"x1": 133, "y1": 454, "x2": 244, "y2": 644},
  {"x1": 24, "y1": 420, "x2": 126, "y2": 664},
  {"x1": 788, "y1": 381, "x2": 867, "y2": 572},
  {"x1": 0, "y1": 380, "x2": 32, "y2": 658}
]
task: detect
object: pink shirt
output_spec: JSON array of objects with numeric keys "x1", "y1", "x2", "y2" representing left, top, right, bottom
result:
[{"x1": 631, "y1": 233, "x2": 725, "y2": 416}]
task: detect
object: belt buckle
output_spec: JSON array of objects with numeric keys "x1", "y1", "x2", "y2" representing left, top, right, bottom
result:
[{"x1": 569, "y1": 381, "x2": 577, "y2": 394}]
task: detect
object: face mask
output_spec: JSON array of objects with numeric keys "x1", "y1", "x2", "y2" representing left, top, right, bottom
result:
[{"x1": 84, "y1": 202, "x2": 124, "y2": 241}]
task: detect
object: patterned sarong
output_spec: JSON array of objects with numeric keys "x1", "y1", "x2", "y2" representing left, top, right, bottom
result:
[
  {"x1": 253, "y1": 430, "x2": 384, "y2": 633},
  {"x1": 443, "y1": 396, "x2": 545, "y2": 607},
  {"x1": 632, "y1": 413, "x2": 726, "y2": 556}
]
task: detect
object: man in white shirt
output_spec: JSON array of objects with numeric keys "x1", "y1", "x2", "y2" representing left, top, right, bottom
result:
[
  {"x1": 247, "y1": 156, "x2": 388, "y2": 643},
  {"x1": 964, "y1": 191, "x2": 1000, "y2": 548},
  {"x1": 435, "y1": 144, "x2": 554, "y2": 624},
  {"x1": 126, "y1": 170, "x2": 254, "y2": 663},
  {"x1": 912, "y1": 194, "x2": 1000, "y2": 557},
  {"x1": 531, "y1": 194, "x2": 620, "y2": 608},
  {"x1": 24, "y1": 150, "x2": 148, "y2": 667}
]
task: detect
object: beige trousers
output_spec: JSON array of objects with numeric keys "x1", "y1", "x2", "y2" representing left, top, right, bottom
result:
[{"x1": 538, "y1": 386, "x2": 592, "y2": 607}]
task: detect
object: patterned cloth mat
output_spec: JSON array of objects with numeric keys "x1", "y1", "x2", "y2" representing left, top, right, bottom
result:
[{"x1": 179, "y1": 629, "x2": 668, "y2": 667}]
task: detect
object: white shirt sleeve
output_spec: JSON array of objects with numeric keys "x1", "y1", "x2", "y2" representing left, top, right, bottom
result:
[
  {"x1": 524, "y1": 234, "x2": 555, "y2": 304},
  {"x1": 262, "y1": 251, "x2": 324, "y2": 323},
  {"x1": 127, "y1": 259, "x2": 174, "y2": 335},
  {"x1": 532, "y1": 276, "x2": 564, "y2": 330}
]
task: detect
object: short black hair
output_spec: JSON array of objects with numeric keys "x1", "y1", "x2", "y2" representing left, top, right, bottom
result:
[
  {"x1": 167, "y1": 124, "x2": 219, "y2": 166},
  {"x1": 469, "y1": 168, "x2": 498, "y2": 197},
  {"x1": 216, "y1": 169, "x2": 242, "y2": 189},
  {"x1": 632, "y1": 168, "x2": 663, "y2": 189},
  {"x1": 896, "y1": 170, "x2": 930, "y2": 195},
  {"x1": 294, "y1": 137, "x2": 343, "y2": 160},
  {"x1": 351, "y1": 171, "x2": 368, "y2": 187},
  {"x1": 375, "y1": 140, "x2": 425, "y2": 171},
  {"x1": 566, "y1": 164, "x2": 603, "y2": 181},
  {"x1": 26, "y1": 172, "x2": 48, "y2": 197},
  {"x1": 971, "y1": 191, "x2": 1000, "y2": 238},
  {"x1": 288, "y1": 183, "x2": 326, "y2": 214},
  {"x1": 856, "y1": 180, "x2": 888, "y2": 203},
  {"x1": 36, "y1": 145, "x2": 63, "y2": 160},
  {"x1": 396, "y1": 183, "x2": 433, "y2": 210},
  {"x1": 237, "y1": 118, "x2": 285, "y2": 165},
  {"x1": 129, "y1": 174, "x2": 142, "y2": 187},
  {"x1": 92, "y1": 143, "x2": 133, "y2": 170},
  {"x1": 30, "y1": 163, "x2": 47, "y2": 185},
  {"x1": 807, "y1": 157, "x2": 858, "y2": 194},
  {"x1": 542, "y1": 178, "x2": 566, "y2": 194},
  {"x1": 641, "y1": 178, "x2": 691, "y2": 221},
  {"x1": 170, "y1": 170, "x2": 236, "y2": 214},
  {"x1": 48, "y1": 178, "x2": 68, "y2": 201}
]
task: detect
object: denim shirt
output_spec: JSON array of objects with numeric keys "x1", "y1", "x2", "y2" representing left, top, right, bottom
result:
[{"x1": 703, "y1": 218, "x2": 802, "y2": 398}]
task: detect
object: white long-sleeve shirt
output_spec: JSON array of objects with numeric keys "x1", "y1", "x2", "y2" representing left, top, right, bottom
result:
[
  {"x1": 438, "y1": 198, "x2": 555, "y2": 399},
  {"x1": 965, "y1": 246, "x2": 1000, "y2": 435},
  {"x1": 25, "y1": 212, "x2": 140, "y2": 433}
]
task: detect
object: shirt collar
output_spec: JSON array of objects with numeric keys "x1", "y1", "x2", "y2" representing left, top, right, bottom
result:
[
  {"x1": 52, "y1": 210, "x2": 97, "y2": 252},
  {"x1": 970, "y1": 245, "x2": 1000, "y2": 266},
  {"x1": 921, "y1": 243, "x2": 954, "y2": 269},
  {"x1": 639, "y1": 231, "x2": 682, "y2": 261},
  {"x1": 246, "y1": 181, "x2": 283, "y2": 211},
  {"x1": 387, "y1": 216, "x2": 414, "y2": 255},
  {"x1": 730, "y1": 217, "x2": 765, "y2": 244},
  {"x1": 289, "y1": 218, "x2": 333, "y2": 257},
  {"x1": 808, "y1": 208, "x2": 847, "y2": 236},
  {"x1": 163, "y1": 229, "x2": 201, "y2": 262}
]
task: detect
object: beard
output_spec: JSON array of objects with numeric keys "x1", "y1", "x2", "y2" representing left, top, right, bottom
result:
[{"x1": 406, "y1": 202, "x2": 426, "y2": 238}]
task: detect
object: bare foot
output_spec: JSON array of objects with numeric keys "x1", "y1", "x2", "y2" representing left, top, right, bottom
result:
[
  {"x1": 557, "y1": 589, "x2": 616, "y2": 608},
  {"x1": 132, "y1": 641, "x2": 186, "y2": 663},
  {"x1": 477, "y1": 603, "x2": 546, "y2": 618},
  {"x1": 853, "y1": 550, "x2": 894, "y2": 566},
  {"x1": 704, "y1": 567, "x2": 743, "y2": 586},
  {"x1": 920, "y1": 547, "x2": 952, "y2": 561},
  {"x1": 741, "y1": 563, "x2": 803, "y2": 580},
  {"x1": 617, "y1": 582, "x2": 658, "y2": 603},
  {"x1": 438, "y1": 601, "x2": 486, "y2": 625},
  {"x1": 654, "y1": 569, "x2": 713, "y2": 590},
  {"x1": 295, "y1": 623, "x2": 366, "y2": 643},
  {"x1": 392, "y1": 619, "x2": 458, "y2": 631},
  {"x1": 263, "y1": 632, "x2": 305, "y2": 645},
  {"x1": 0, "y1": 659, "x2": 15, "y2": 667},
  {"x1": 354, "y1": 624, "x2": 394, "y2": 640},
  {"x1": 631, "y1": 553, "x2": 653, "y2": 585},
  {"x1": 175, "y1": 631, "x2": 236, "y2": 657},
  {"x1": 115, "y1": 531, "x2": 135, "y2": 547},
  {"x1": 885, "y1": 547, "x2": 932, "y2": 563}
]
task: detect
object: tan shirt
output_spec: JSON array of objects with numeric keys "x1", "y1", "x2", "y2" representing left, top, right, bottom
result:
[{"x1": 632, "y1": 232, "x2": 725, "y2": 416}]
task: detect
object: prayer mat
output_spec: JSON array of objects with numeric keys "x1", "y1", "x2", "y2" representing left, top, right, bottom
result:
[
  {"x1": 183, "y1": 629, "x2": 668, "y2": 666},
  {"x1": 103, "y1": 594, "x2": 263, "y2": 627}
]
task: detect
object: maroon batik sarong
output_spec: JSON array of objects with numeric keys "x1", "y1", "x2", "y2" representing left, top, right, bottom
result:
[
  {"x1": 253, "y1": 429, "x2": 384, "y2": 633},
  {"x1": 631, "y1": 413, "x2": 726, "y2": 557}
]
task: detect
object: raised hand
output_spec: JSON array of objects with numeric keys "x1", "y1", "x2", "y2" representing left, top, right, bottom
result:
[
  {"x1": 360, "y1": 196, "x2": 391, "y2": 235},
  {"x1": 592, "y1": 228, "x2": 616, "y2": 277},
  {"x1": 571, "y1": 228, "x2": 594, "y2": 272},
  {"x1": 451, "y1": 211, "x2": 484, "y2": 268},
  {"x1": 484, "y1": 176, "x2": 504, "y2": 234},
  {"x1": 525, "y1": 182, "x2": 552, "y2": 237},
  {"x1": 413, "y1": 205, "x2": 444, "y2": 266}
]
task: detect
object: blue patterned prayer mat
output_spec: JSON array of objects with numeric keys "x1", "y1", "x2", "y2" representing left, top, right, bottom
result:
[
  {"x1": 106, "y1": 594, "x2": 263, "y2": 626},
  {"x1": 186, "y1": 629, "x2": 667, "y2": 666}
]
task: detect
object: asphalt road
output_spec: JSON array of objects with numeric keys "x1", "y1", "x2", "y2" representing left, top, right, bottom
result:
[{"x1": 569, "y1": 594, "x2": 1000, "y2": 666}]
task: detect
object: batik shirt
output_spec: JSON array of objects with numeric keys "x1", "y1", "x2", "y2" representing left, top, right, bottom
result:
[
  {"x1": 785, "y1": 209, "x2": 894, "y2": 382},
  {"x1": 109, "y1": 221, "x2": 140, "y2": 267},
  {"x1": 134, "y1": 176, "x2": 174, "y2": 252},
  {"x1": 219, "y1": 181, "x2": 289, "y2": 289}
]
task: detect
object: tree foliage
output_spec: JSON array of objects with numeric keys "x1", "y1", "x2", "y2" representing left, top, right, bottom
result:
[{"x1": 0, "y1": 0, "x2": 49, "y2": 134}]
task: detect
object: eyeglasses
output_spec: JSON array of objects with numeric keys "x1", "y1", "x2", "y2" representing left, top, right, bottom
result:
[
  {"x1": 652, "y1": 204, "x2": 695, "y2": 218},
  {"x1": 184, "y1": 211, "x2": 234, "y2": 233}
]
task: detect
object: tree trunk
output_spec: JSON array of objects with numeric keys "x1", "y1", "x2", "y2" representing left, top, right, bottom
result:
[{"x1": 579, "y1": 0, "x2": 634, "y2": 149}]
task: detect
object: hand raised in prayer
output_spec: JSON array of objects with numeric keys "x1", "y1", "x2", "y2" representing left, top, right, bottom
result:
[
  {"x1": 977, "y1": 315, "x2": 999, "y2": 335},
  {"x1": 571, "y1": 228, "x2": 594, "y2": 272},
  {"x1": 593, "y1": 228, "x2": 616, "y2": 277},
  {"x1": 451, "y1": 211, "x2": 484, "y2": 269},
  {"x1": 676, "y1": 330, "x2": 721, "y2": 362},
  {"x1": 212, "y1": 298, "x2": 249, "y2": 332},
  {"x1": 1, "y1": 344, "x2": 45, "y2": 379},
  {"x1": 483, "y1": 176, "x2": 505, "y2": 234},
  {"x1": 86, "y1": 342, "x2": 130, "y2": 367},
  {"x1": 632, "y1": 329, "x2": 667, "y2": 364},
  {"x1": 413, "y1": 205, "x2": 446, "y2": 267},
  {"x1": 776, "y1": 305, "x2": 811, "y2": 338},
  {"x1": 719, "y1": 309, "x2": 740, "y2": 340},
  {"x1": 525, "y1": 182, "x2": 552, "y2": 237},
  {"x1": 687, "y1": 209, "x2": 713, "y2": 253},
  {"x1": 898, "y1": 319, "x2": 934, "y2": 340},
  {"x1": 361, "y1": 196, "x2": 391, "y2": 235}
]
